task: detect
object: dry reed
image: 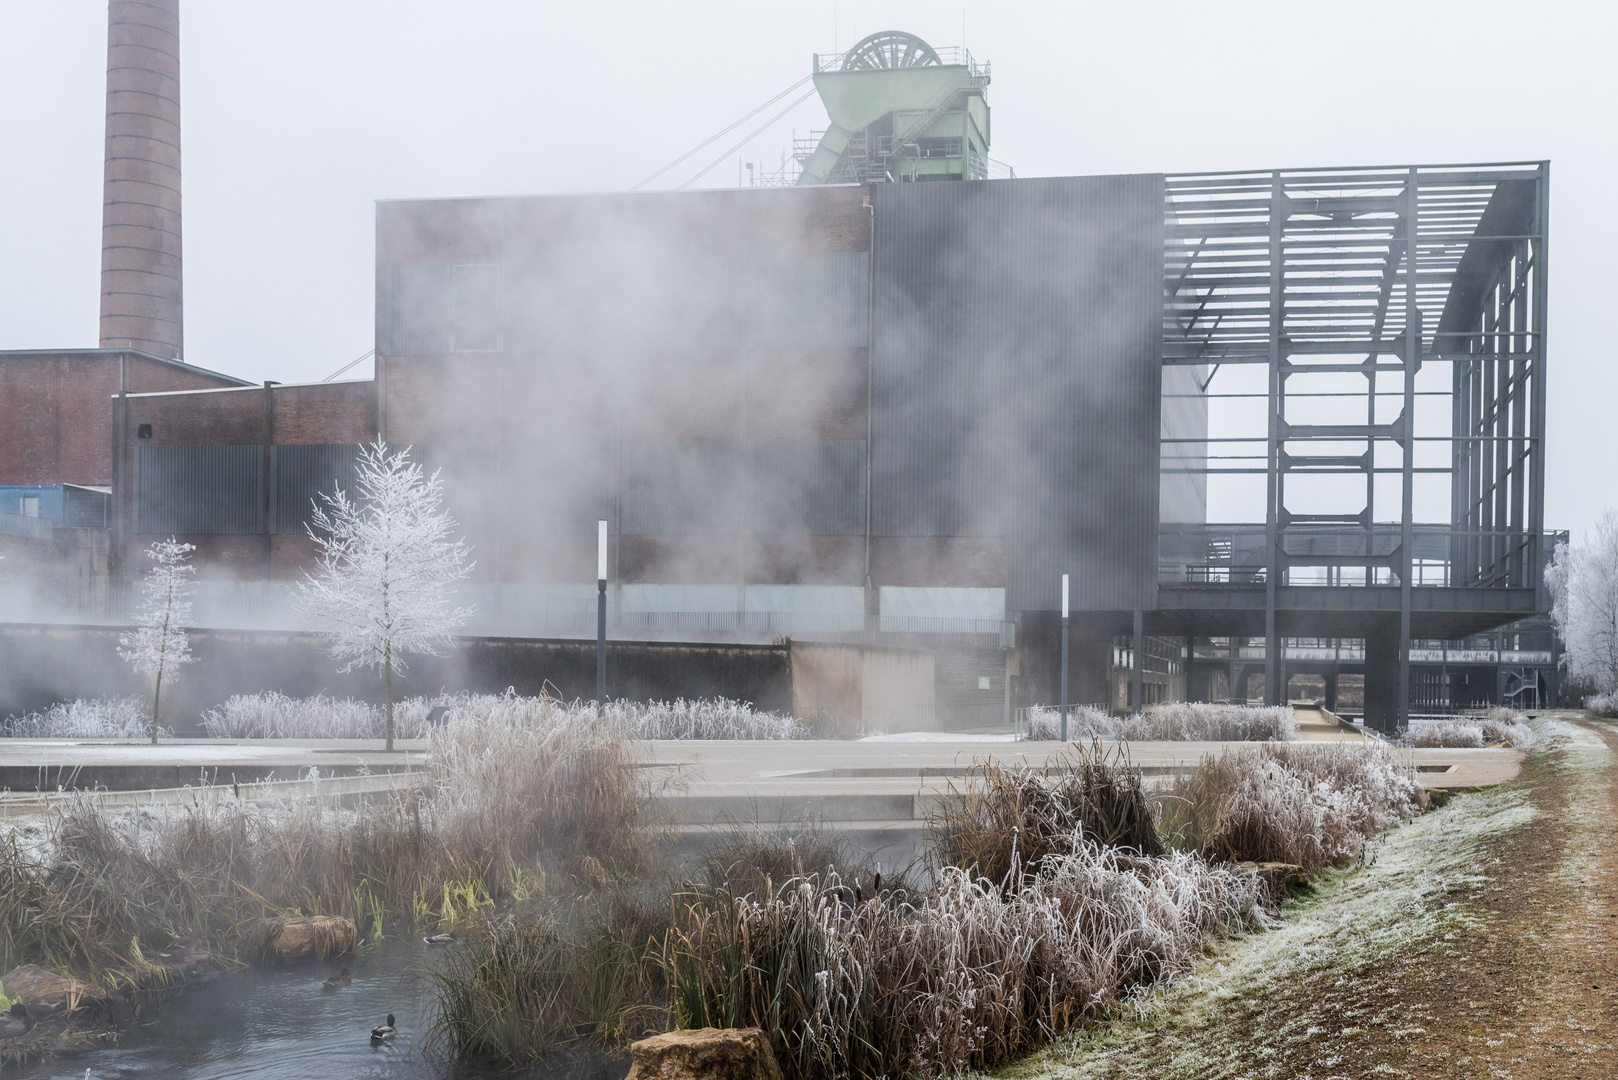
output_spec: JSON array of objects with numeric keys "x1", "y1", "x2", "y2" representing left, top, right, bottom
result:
[
  {"x1": 1164, "y1": 741, "x2": 1425, "y2": 871},
  {"x1": 659, "y1": 850, "x2": 1266, "y2": 1080},
  {"x1": 0, "y1": 707, "x2": 660, "y2": 986},
  {"x1": 1404, "y1": 708, "x2": 1534, "y2": 749},
  {"x1": 927, "y1": 742, "x2": 1164, "y2": 887},
  {"x1": 202, "y1": 690, "x2": 806, "y2": 740}
]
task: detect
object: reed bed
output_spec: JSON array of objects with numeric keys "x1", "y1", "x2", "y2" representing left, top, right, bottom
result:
[
  {"x1": 659, "y1": 848, "x2": 1265, "y2": 1080},
  {"x1": 0, "y1": 710, "x2": 660, "y2": 985},
  {"x1": 1026, "y1": 702, "x2": 1296, "y2": 742},
  {"x1": 201, "y1": 691, "x2": 806, "y2": 740},
  {"x1": 1163, "y1": 741, "x2": 1426, "y2": 871},
  {"x1": 1403, "y1": 707, "x2": 1534, "y2": 748},
  {"x1": 927, "y1": 743, "x2": 1164, "y2": 886},
  {"x1": 1585, "y1": 690, "x2": 1618, "y2": 719},
  {"x1": 202, "y1": 691, "x2": 435, "y2": 738},
  {"x1": 2, "y1": 697, "x2": 156, "y2": 738}
]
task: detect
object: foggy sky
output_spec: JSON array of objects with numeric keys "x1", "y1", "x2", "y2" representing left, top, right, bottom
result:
[{"x1": 1, "y1": 0, "x2": 1613, "y2": 538}]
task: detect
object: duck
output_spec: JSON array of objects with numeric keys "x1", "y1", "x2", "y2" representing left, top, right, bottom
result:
[
  {"x1": 323, "y1": 968, "x2": 352, "y2": 989},
  {"x1": 423, "y1": 933, "x2": 454, "y2": 946},
  {"x1": 0, "y1": 1002, "x2": 34, "y2": 1038},
  {"x1": 370, "y1": 1014, "x2": 396, "y2": 1043}
]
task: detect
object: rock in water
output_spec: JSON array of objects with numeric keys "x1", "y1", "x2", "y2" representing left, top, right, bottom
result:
[
  {"x1": 248, "y1": 915, "x2": 359, "y2": 961},
  {"x1": 626, "y1": 1028, "x2": 783, "y2": 1080}
]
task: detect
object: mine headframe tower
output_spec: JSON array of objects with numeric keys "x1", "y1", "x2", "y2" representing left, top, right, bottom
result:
[{"x1": 796, "y1": 31, "x2": 991, "y2": 185}]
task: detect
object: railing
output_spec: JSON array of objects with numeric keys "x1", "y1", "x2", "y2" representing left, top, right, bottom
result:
[
  {"x1": 1159, "y1": 524, "x2": 1549, "y2": 589},
  {"x1": 815, "y1": 45, "x2": 989, "y2": 80},
  {"x1": 0, "y1": 512, "x2": 53, "y2": 540}
]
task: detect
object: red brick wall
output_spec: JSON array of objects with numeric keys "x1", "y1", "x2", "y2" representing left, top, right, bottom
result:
[
  {"x1": 0, "y1": 350, "x2": 243, "y2": 485},
  {"x1": 124, "y1": 380, "x2": 376, "y2": 446}
]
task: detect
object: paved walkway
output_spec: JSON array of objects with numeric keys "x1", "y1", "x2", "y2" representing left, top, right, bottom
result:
[{"x1": 0, "y1": 733, "x2": 1521, "y2": 826}]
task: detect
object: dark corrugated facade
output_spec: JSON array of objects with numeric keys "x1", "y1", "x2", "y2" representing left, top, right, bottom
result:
[{"x1": 870, "y1": 175, "x2": 1166, "y2": 612}]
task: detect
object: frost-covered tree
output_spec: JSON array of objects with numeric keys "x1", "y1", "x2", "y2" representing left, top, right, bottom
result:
[
  {"x1": 1548, "y1": 509, "x2": 1618, "y2": 697},
  {"x1": 117, "y1": 538, "x2": 196, "y2": 743},
  {"x1": 295, "y1": 441, "x2": 474, "y2": 750}
]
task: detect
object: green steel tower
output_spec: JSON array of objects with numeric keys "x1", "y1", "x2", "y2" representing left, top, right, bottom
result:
[{"x1": 796, "y1": 31, "x2": 991, "y2": 185}]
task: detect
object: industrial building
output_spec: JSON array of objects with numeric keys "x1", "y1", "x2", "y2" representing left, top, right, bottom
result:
[{"x1": 0, "y1": 18, "x2": 1559, "y2": 730}]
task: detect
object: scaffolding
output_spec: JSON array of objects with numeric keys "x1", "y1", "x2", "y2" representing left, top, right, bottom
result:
[{"x1": 1159, "y1": 162, "x2": 1550, "y2": 729}]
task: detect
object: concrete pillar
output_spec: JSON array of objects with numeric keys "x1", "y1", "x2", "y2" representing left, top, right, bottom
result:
[
  {"x1": 1324, "y1": 668, "x2": 1339, "y2": 714},
  {"x1": 1364, "y1": 621, "x2": 1403, "y2": 734},
  {"x1": 100, "y1": 0, "x2": 183, "y2": 359}
]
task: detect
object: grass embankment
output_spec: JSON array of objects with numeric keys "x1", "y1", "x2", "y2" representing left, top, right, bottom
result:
[
  {"x1": 0, "y1": 695, "x2": 661, "y2": 995},
  {"x1": 429, "y1": 739, "x2": 1426, "y2": 1077},
  {"x1": 999, "y1": 719, "x2": 1571, "y2": 1079}
]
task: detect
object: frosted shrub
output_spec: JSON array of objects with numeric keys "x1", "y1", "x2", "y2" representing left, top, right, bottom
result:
[
  {"x1": 1027, "y1": 702, "x2": 1295, "y2": 741},
  {"x1": 1584, "y1": 690, "x2": 1618, "y2": 719},
  {"x1": 1171, "y1": 741, "x2": 1425, "y2": 871},
  {"x1": 4, "y1": 698, "x2": 156, "y2": 739}
]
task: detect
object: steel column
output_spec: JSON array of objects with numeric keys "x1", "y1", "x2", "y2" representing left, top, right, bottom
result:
[
  {"x1": 1397, "y1": 170, "x2": 1418, "y2": 731},
  {"x1": 1265, "y1": 172, "x2": 1284, "y2": 706}
]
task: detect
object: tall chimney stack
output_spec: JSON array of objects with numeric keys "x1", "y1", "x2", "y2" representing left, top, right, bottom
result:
[{"x1": 99, "y1": 0, "x2": 183, "y2": 360}]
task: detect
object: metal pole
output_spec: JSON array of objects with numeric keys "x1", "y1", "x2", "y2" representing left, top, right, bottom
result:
[
  {"x1": 1060, "y1": 574, "x2": 1069, "y2": 741},
  {"x1": 597, "y1": 519, "x2": 608, "y2": 713}
]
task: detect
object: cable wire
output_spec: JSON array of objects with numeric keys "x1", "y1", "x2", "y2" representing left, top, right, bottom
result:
[
  {"x1": 632, "y1": 74, "x2": 815, "y2": 191},
  {"x1": 323, "y1": 349, "x2": 374, "y2": 382},
  {"x1": 676, "y1": 86, "x2": 821, "y2": 189}
]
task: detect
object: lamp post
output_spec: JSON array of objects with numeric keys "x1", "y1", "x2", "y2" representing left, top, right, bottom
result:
[
  {"x1": 1060, "y1": 573, "x2": 1069, "y2": 742},
  {"x1": 597, "y1": 519, "x2": 607, "y2": 713}
]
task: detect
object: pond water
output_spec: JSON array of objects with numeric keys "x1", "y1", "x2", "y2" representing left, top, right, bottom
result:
[{"x1": 18, "y1": 936, "x2": 629, "y2": 1080}]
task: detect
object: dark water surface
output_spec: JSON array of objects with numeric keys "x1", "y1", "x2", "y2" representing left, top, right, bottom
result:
[{"x1": 19, "y1": 937, "x2": 628, "y2": 1080}]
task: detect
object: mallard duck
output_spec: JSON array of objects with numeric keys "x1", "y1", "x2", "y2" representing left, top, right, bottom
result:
[
  {"x1": 423, "y1": 933, "x2": 454, "y2": 945},
  {"x1": 323, "y1": 968, "x2": 351, "y2": 989},
  {"x1": 370, "y1": 1014, "x2": 396, "y2": 1042},
  {"x1": 0, "y1": 1003, "x2": 34, "y2": 1038}
]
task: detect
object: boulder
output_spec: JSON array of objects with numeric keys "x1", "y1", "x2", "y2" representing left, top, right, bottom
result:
[
  {"x1": 1, "y1": 965, "x2": 113, "y2": 1017},
  {"x1": 248, "y1": 915, "x2": 358, "y2": 961},
  {"x1": 626, "y1": 1027, "x2": 783, "y2": 1080}
]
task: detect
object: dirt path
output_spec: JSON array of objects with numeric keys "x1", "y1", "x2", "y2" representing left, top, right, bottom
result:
[{"x1": 1003, "y1": 715, "x2": 1618, "y2": 1080}]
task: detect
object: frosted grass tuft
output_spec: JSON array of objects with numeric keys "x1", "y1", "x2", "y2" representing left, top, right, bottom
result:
[
  {"x1": 1026, "y1": 702, "x2": 1296, "y2": 742},
  {"x1": 3, "y1": 697, "x2": 158, "y2": 739}
]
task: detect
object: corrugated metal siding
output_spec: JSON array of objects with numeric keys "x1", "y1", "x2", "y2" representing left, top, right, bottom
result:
[
  {"x1": 272, "y1": 444, "x2": 363, "y2": 535},
  {"x1": 750, "y1": 439, "x2": 865, "y2": 534},
  {"x1": 871, "y1": 175, "x2": 1165, "y2": 613},
  {"x1": 746, "y1": 252, "x2": 868, "y2": 349},
  {"x1": 134, "y1": 444, "x2": 262, "y2": 534}
]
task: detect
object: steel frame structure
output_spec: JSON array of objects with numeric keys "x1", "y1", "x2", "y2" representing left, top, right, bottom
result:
[{"x1": 1160, "y1": 162, "x2": 1548, "y2": 728}]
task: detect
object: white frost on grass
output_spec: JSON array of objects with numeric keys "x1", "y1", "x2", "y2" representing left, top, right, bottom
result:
[
  {"x1": 203, "y1": 691, "x2": 807, "y2": 741},
  {"x1": 1007, "y1": 720, "x2": 1592, "y2": 1080}
]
